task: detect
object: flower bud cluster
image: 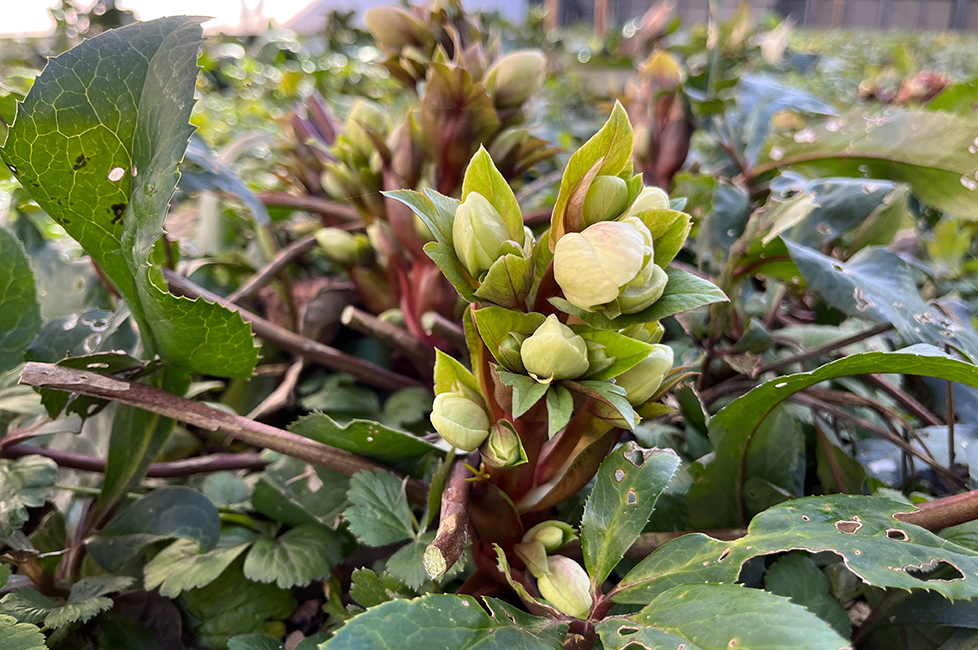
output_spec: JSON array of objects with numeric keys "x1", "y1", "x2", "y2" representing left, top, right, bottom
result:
[{"x1": 514, "y1": 523, "x2": 591, "y2": 618}]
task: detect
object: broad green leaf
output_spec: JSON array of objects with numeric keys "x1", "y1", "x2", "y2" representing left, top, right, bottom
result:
[
  {"x1": 759, "y1": 108, "x2": 978, "y2": 219},
  {"x1": 251, "y1": 456, "x2": 349, "y2": 528},
  {"x1": 144, "y1": 527, "x2": 258, "y2": 598},
  {"x1": 615, "y1": 494, "x2": 978, "y2": 604},
  {"x1": 599, "y1": 584, "x2": 848, "y2": 650},
  {"x1": 243, "y1": 523, "x2": 345, "y2": 589},
  {"x1": 550, "y1": 102, "x2": 633, "y2": 248},
  {"x1": 550, "y1": 267, "x2": 728, "y2": 330},
  {"x1": 181, "y1": 560, "x2": 295, "y2": 650},
  {"x1": 227, "y1": 634, "x2": 283, "y2": 650},
  {"x1": 25, "y1": 308, "x2": 136, "y2": 365},
  {"x1": 344, "y1": 470, "x2": 416, "y2": 547},
  {"x1": 688, "y1": 346, "x2": 978, "y2": 528},
  {"x1": 545, "y1": 385, "x2": 574, "y2": 438},
  {"x1": 45, "y1": 576, "x2": 134, "y2": 629},
  {"x1": 320, "y1": 594, "x2": 567, "y2": 650},
  {"x1": 846, "y1": 185, "x2": 909, "y2": 253},
  {"x1": 88, "y1": 486, "x2": 221, "y2": 571},
  {"x1": 581, "y1": 443, "x2": 681, "y2": 586},
  {"x1": 385, "y1": 530, "x2": 465, "y2": 590},
  {"x1": 565, "y1": 380, "x2": 637, "y2": 431},
  {"x1": 0, "y1": 589, "x2": 56, "y2": 625},
  {"x1": 0, "y1": 17, "x2": 257, "y2": 378},
  {"x1": 928, "y1": 78, "x2": 978, "y2": 119},
  {"x1": 765, "y1": 553, "x2": 850, "y2": 636},
  {"x1": 473, "y1": 307, "x2": 545, "y2": 367},
  {"x1": 0, "y1": 456, "x2": 57, "y2": 538},
  {"x1": 0, "y1": 226, "x2": 41, "y2": 373},
  {"x1": 433, "y1": 348, "x2": 483, "y2": 398},
  {"x1": 460, "y1": 146, "x2": 523, "y2": 239},
  {"x1": 289, "y1": 413, "x2": 438, "y2": 465},
  {"x1": 383, "y1": 190, "x2": 453, "y2": 245},
  {"x1": 571, "y1": 327, "x2": 653, "y2": 381},
  {"x1": 785, "y1": 240, "x2": 978, "y2": 361},
  {"x1": 349, "y1": 568, "x2": 415, "y2": 608},
  {"x1": 497, "y1": 369, "x2": 549, "y2": 418},
  {"x1": 202, "y1": 472, "x2": 254, "y2": 510},
  {"x1": 636, "y1": 208, "x2": 692, "y2": 267},
  {"x1": 473, "y1": 252, "x2": 536, "y2": 310},
  {"x1": 785, "y1": 177, "x2": 897, "y2": 250},
  {"x1": 739, "y1": 405, "x2": 805, "y2": 519},
  {"x1": 0, "y1": 615, "x2": 45, "y2": 650},
  {"x1": 422, "y1": 240, "x2": 479, "y2": 302}
]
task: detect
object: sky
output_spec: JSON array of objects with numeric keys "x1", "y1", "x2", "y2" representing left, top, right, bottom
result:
[{"x1": 1, "y1": 0, "x2": 312, "y2": 36}]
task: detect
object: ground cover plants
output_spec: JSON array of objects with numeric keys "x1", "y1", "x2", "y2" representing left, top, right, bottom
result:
[{"x1": 2, "y1": 2, "x2": 978, "y2": 649}]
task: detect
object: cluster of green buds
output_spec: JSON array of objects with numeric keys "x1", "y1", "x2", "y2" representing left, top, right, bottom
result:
[
  {"x1": 515, "y1": 523, "x2": 591, "y2": 618},
  {"x1": 321, "y1": 101, "x2": 390, "y2": 217},
  {"x1": 519, "y1": 315, "x2": 589, "y2": 383}
]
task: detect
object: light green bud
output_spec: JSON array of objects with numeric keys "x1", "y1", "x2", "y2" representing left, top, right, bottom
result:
[
  {"x1": 485, "y1": 50, "x2": 547, "y2": 109},
  {"x1": 315, "y1": 228, "x2": 372, "y2": 266},
  {"x1": 584, "y1": 340, "x2": 614, "y2": 378},
  {"x1": 618, "y1": 263, "x2": 668, "y2": 314},
  {"x1": 452, "y1": 192, "x2": 513, "y2": 278},
  {"x1": 535, "y1": 555, "x2": 593, "y2": 619},
  {"x1": 498, "y1": 332, "x2": 527, "y2": 373},
  {"x1": 520, "y1": 315, "x2": 589, "y2": 382},
  {"x1": 615, "y1": 344, "x2": 674, "y2": 406},
  {"x1": 619, "y1": 322, "x2": 664, "y2": 344},
  {"x1": 582, "y1": 175, "x2": 629, "y2": 226},
  {"x1": 514, "y1": 540, "x2": 549, "y2": 578},
  {"x1": 625, "y1": 186, "x2": 671, "y2": 217},
  {"x1": 345, "y1": 100, "x2": 389, "y2": 155},
  {"x1": 480, "y1": 420, "x2": 527, "y2": 469},
  {"x1": 553, "y1": 217, "x2": 654, "y2": 314},
  {"x1": 522, "y1": 521, "x2": 577, "y2": 553},
  {"x1": 430, "y1": 381, "x2": 491, "y2": 451}
]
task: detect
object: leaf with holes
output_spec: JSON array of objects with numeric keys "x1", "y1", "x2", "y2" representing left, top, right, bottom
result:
[
  {"x1": 615, "y1": 494, "x2": 978, "y2": 604},
  {"x1": 581, "y1": 442, "x2": 681, "y2": 586},
  {"x1": 599, "y1": 584, "x2": 849, "y2": 650},
  {"x1": 765, "y1": 553, "x2": 851, "y2": 636},
  {"x1": 688, "y1": 346, "x2": 978, "y2": 528},
  {"x1": 320, "y1": 594, "x2": 567, "y2": 650},
  {"x1": 0, "y1": 17, "x2": 257, "y2": 378}
]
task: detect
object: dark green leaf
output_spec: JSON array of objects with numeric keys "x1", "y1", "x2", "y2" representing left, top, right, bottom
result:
[
  {"x1": 0, "y1": 456, "x2": 57, "y2": 538},
  {"x1": 545, "y1": 385, "x2": 574, "y2": 438},
  {"x1": 550, "y1": 267, "x2": 728, "y2": 330},
  {"x1": 582, "y1": 443, "x2": 681, "y2": 586},
  {"x1": 384, "y1": 531, "x2": 464, "y2": 590},
  {"x1": 144, "y1": 526, "x2": 258, "y2": 598},
  {"x1": 226, "y1": 634, "x2": 283, "y2": 650},
  {"x1": 251, "y1": 456, "x2": 348, "y2": 528},
  {"x1": 0, "y1": 226, "x2": 41, "y2": 374},
  {"x1": 616, "y1": 494, "x2": 978, "y2": 603},
  {"x1": 289, "y1": 413, "x2": 438, "y2": 465},
  {"x1": 765, "y1": 553, "x2": 851, "y2": 636},
  {"x1": 320, "y1": 594, "x2": 567, "y2": 650},
  {"x1": 349, "y1": 568, "x2": 415, "y2": 608},
  {"x1": 88, "y1": 486, "x2": 221, "y2": 571},
  {"x1": 497, "y1": 369, "x2": 549, "y2": 419},
  {"x1": 244, "y1": 523, "x2": 344, "y2": 589},
  {"x1": 202, "y1": 472, "x2": 254, "y2": 510},
  {"x1": 600, "y1": 584, "x2": 848, "y2": 650},
  {"x1": 688, "y1": 346, "x2": 978, "y2": 528},
  {"x1": 344, "y1": 470, "x2": 416, "y2": 547}
]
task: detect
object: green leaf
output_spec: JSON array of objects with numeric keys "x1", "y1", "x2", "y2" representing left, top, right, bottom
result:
[
  {"x1": 349, "y1": 568, "x2": 415, "y2": 608},
  {"x1": 461, "y1": 146, "x2": 523, "y2": 239},
  {"x1": 320, "y1": 594, "x2": 567, "y2": 650},
  {"x1": 0, "y1": 589, "x2": 56, "y2": 625},
  {"x1": 251, "y1": 456, "x2": 348, "y2": 528},
  {"x1": 289, "y1": 413, "x2": 439, "y2": 465},
  {"x1": 765, "y1": 553, "x2": 851, "y2": 637},
  {"x1": 227, "y1": 634, "x2": 283, "y2": 650},
  {"x1": 0, "y1": 456, "x2": 57, "y2": 537},
  {"x1": 144, "y1": 527, "x2": 258, "y2": 598},
  {"x1": 760, "y1": 108, "x2": 978, "y2": 219},
  {"x1": 433, "y1": 349, "x2": 483, "y2": 399},
  {"x1": 582, "y1": 442, "x2": 681, "y2": 586},
  {"x1": 472, "y1": 252, "x2": 536, "y2": 310},
  {"x1": 599, "y1": 584, "x2": 848, "y2": 650},
  {"x1": 571, "y1": 327, "x2": 653, "y2": 381},
  {"x1": 344, "y1": 470, "x2": 416, "y2": 547},
  {"x1": 636, "y1": 208, "x2": 692, "y2": 267},
  {"x1": 550, "y1": 267, "x2": 728, "y2": 330},
  {"x1": 384, "y1": 530, "x2": 465, "y2": 590},
  {"x1": 496, "y1": 368, "x2": 549, "y2": 418},
  {"x1": 689, "y1": 346, "x2": 978, "y2": 528},
  {"x1": 928, "y1": 78, "x2": 978, "y2": 119},
  {"x1": 88, "y1": 486, "x2": 221, "y2": 571},
  {"x1": 784, "y1": 240, "x2": 978, "y2": 361},
  {"x1": 0, "y1": 565, "x2": 9, "y2": 589},
  {"x1": 551, "y1": 102, "x2": 634, "y2": 247},
  {"x1": 45, "y1": 576, "x2": 134, "y2": 629},
  {"x1": 0, "y1": 615, "x2": 45, "y2": 650},
  {"x1": 545, "y1": 385, "x2": 574, "y2": 438},
  {"x1": 0, "y1": 226, "x2": 41, "y2": 374},
  {"x1": 181, "y1": 560, "x2": 295, "y2": 650},
  {"x1": 473, "y1": 307, "x2": 546, "y2": 367},
  {"x1": 423, "y1": 240, "x2": 479, "y2": 302},
  {"x1": 383, "y1": 189, "x2": 454, "y2": 247},
  {"x1": 565, "y1": 380, "x2": 638, "y2": 431},
  {"x1": 244, "y1": 523, "x2": 345, "y2": 589},
  {"x1": 1, "y1": 17, "x2": 257, "y2": 378},
  {"x1": 615, "y1": 494, "x2": 978, "y2": 604},
  {"x1": 202, "y1": 472, "x2": 254, "y2": 510}
]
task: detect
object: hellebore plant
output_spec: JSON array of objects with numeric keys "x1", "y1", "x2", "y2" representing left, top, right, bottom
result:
[{"x1": 386, "y1": 102, "x2": 726, "y2": 622}]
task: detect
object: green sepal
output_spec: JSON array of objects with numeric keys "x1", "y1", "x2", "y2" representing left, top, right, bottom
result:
[
  {"x1": 497, "y1": 367, "x2": 549, "y2": 418},
  {"x1": 546, "y1": 384, "x2": 574, "y2": 438}
]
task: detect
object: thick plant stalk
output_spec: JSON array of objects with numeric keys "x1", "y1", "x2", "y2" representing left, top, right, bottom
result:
[
  {"x1": 228, "y1": 234, "x2": 319, "y2": 303},
  {"x1": 163, "y1": 269, "x2": 422, "y2": 392},
  {"x1": 18, "y1": 362, "x2": 428, "y2": 503},
  {"x1": 2, "y1": 445, "x2": 266, "y2": 477},
  {"x1": 896, "y1": 489, "x2": 978, "y2": 531},
  {"x1": 423, "y1": 460, "x2": 472, "y2": 579},
  {"x1": 256, "y1": 192, "x2": 360, "y2": 222}
]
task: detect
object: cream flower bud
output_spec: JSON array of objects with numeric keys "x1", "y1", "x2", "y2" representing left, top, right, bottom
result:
[
  {"x1": 498, "y1": 332, "x2": 527, "y2": 373},
  {"x1": 519, "y1": 315, "x2": 589, "y2": 382},
  {"x1": 625, "y1": 186, "x2": 670, "y2": 217},
  {"x1": 522, "y1": 521, "x2": 577, "y2": 553},
  {"x1": 582, "y1": 175, "x2": 629, "y2": 226},
  {"x1": 553, "y1": 217, "x2": 656, "y2": 314},
  {"x1": 315, "y1": 228, "x2": 372, "y2": 266},
  {"x1": 453, "y1": 192, "x2": 512, "y2": 278},
  {"x1": 430, "y1": 381, "x2": 491, "y2": 451},
  {"x1": 615, "y1": 344, "x2": 674, "y2": 405},
  {"x1": 618, "y1": 263, "x2": 668, "y2": 314},
  {"x1": 536, "y1": 555, "x2": 593, "y2": 619},
  {"x1": 480, "y1": 420, "x2": 527, "y2": 468},
  {"x1": 485, "y1": 50, "x2": 547, "y2": 109}
]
